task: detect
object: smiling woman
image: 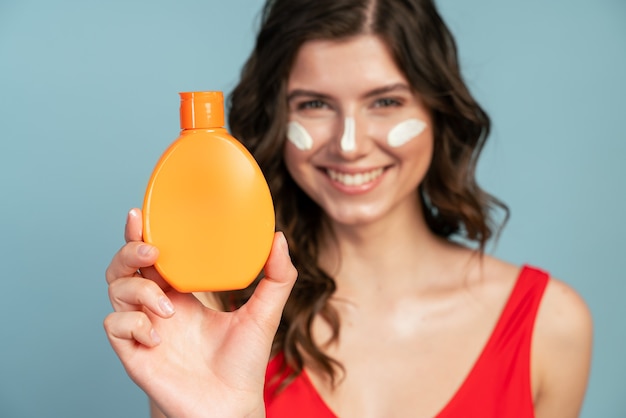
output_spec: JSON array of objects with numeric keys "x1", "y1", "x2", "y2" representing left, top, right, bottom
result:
[{"x1": 102, "y1": 0, "x2": 593, "y2": 417}]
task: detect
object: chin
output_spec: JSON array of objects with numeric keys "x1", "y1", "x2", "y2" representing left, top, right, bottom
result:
[{"x1": 323, "y1": 204, "x2": 387, "y2": 227}]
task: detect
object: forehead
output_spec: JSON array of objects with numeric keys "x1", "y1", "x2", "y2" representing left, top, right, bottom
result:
[{"x1": 287, "y1": 34, "x2": 408, "y2": 93}]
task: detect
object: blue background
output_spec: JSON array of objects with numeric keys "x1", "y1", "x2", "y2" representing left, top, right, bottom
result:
[{"x1": 1, "y1": 0, "x2": 624, "y2": 416}]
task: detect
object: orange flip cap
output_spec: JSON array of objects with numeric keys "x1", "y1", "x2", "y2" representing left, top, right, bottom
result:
[{"x1": 179, "y1": 91, "x2": 225, "y2": 129}]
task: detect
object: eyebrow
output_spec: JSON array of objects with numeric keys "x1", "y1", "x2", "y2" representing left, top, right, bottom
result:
[
  {"x1": 362, "y1": 83, "x2": 411, "y2": 99},
  {"x1": 287, "y1": 83, "x2": 411, "y2": 103},
  {"x1": 286, "y1": 89, "x2": 331, "y2": 103}
]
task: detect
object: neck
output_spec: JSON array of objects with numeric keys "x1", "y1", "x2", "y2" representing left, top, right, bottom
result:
[{"x1": 319, "y1": 198, "x2": 468, "y2": 295}]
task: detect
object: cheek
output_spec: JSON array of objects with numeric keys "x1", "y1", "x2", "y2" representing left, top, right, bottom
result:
[
  {"x1": 283, "y1": 138, "x2": 317, "y2": 184},
  {"x1": 387, "y1": 118, "x2": 428, "y2": 147},
  {"x1": 286, "y1": 121, "x2": 313, "y2": 151},
  {"x1": 283, "y1": 142, "x2": 320, "y2": 198},
  {"x1": 364, "y1": 117, "x2": 428, "y2": 149},
  {"x1": 283, "y1": 140, "x2": 306, "y2": 171},
  {"x1": 286, "y1": 120, "x2": 335, "y2": 151}
]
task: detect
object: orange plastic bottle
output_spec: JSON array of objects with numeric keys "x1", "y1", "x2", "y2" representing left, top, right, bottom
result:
[{"x1": 142, "y1": 91, "x2": 275, "y2": 292}]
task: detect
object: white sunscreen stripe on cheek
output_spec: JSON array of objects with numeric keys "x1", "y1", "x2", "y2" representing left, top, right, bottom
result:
[
  {"x1": 341, "y1": 117, "x2": 356, "y2": 152},
  {"x1": 387, "y1": 118, "x2": 427, "y2": 147},
  {"x1": 286, "y1": 121, "x2": 314, "y2": 150}
]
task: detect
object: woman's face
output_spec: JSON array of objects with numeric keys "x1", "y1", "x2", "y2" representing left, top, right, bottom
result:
[{"x1": 284, "y1": 34, "x2": 433, "y2": 227}]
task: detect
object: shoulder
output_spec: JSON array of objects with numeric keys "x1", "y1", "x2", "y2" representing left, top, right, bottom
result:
[
  {"x1": 474, "y1": 257, "x2": 592, "y2": 338},
  {"x1": 532, "y1": 275, "x2": 593, "y2": 417},
  {"x1": 533, "y1": 275, "x2": 593, "y2": 381},
  {"x1": 467, "y1": 255, "x2": 592, "y2": 355},
  {"x1": 536, "y1": 276, "x2": 593, "y2": 343},
  {"x1": 477, "y1": 258, "x2": 593, "y2": 416},
  {"x1": 534, "y1": 275, "x2": 593, "y2": 370}
]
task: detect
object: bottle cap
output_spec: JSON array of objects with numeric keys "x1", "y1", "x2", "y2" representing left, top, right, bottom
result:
[{"x1": 179, "y1": 91, "x2": 225, "y2": 129}]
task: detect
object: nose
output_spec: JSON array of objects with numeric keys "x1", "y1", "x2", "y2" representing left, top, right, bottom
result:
[
  {"x1": 340, "y1": 117, "x2": 356, "y2": 152},
  {"x1": 334, "y1": 116, "x2": 370, "y2": 159}
]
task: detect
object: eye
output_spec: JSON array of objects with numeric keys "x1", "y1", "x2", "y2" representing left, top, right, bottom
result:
[
  {"x1": 373, "y1": 97, "x2": 402, "y2": 108},
  {"x1": 297, "y1": 99, "x2": 328, "y2": 110}
]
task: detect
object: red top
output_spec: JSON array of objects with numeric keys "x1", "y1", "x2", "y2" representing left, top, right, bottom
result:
[{"x1": 264, "y1": 265, "x2": 549, "y2": 417}]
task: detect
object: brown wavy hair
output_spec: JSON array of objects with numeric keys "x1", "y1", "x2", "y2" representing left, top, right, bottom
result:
[{"x1": 217, "y1": 0, "x2": 508, "y2": 387}]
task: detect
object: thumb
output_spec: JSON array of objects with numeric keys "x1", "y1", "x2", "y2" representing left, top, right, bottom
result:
[{"x1": 245, "y1": 232, "x2": 297, "y2": 330}]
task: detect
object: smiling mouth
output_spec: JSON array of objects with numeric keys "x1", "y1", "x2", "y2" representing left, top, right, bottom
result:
[{"x1": 326, "y1": 167, "x2": 385, "y2": 187}]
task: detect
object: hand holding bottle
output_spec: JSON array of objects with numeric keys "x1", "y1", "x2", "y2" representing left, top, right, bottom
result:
[{"x1": 104, "y1": 209, "x2": 297, "y2": 417}]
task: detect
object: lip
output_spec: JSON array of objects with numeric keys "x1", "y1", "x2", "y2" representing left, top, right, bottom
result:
[{"x1": 319, "y1": 165, "x2": 389, "y2": 195}]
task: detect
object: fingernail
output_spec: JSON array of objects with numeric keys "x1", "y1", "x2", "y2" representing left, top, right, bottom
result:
[
  {"x1": 137, "y1": 244, "x2": 153, "y2": 257},
  {"x1": 159, "y1": 297, "x2": 175, "y2": 316},
  {"x1": 126, "y1": 209, "x2": 136, "y2": 224},
  {"x1": 150, "y1": 328, "x2": 161, "y2": 345}
]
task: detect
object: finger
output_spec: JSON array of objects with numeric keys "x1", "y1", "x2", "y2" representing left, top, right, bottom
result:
[
  {"x1": 108, "y1": 276, "x2": 176, "y2": 317},
  {"x1": 104, "y1": 311, "x2": 161, "y2": 349},
  {"x1": 105, "y1": 241, "x2": 159, "y2": 285},
  {"x1": 120, "y1": 208, "x2": 170, "y2": 288},
  {"x1": 137, "y1": 265, "x2": 171, "y2": 290},
  {"x1": 245, "y1": 232, "x2": 297, "y2": 330},
  {"x1": 125, "y1": 208, "x2": 143, "y2": 243}
]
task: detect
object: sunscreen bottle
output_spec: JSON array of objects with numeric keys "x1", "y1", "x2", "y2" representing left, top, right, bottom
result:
[{"x1": 143, "y1": 91, "x2": 275, "y2": 292}]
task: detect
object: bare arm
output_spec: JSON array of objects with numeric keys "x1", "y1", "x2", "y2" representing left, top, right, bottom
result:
[{"x1": 533, "y1": 278, "x2": 593, "y2": 418}]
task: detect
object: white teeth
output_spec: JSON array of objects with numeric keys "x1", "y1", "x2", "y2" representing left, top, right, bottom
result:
[{"x1": 327, "y1": 168, "x2": 384, "y2": 186}]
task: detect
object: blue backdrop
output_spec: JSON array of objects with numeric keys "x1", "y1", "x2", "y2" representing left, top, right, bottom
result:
[{"x1": 1, "y1": 0, "x2": 624, "y2": 416}]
